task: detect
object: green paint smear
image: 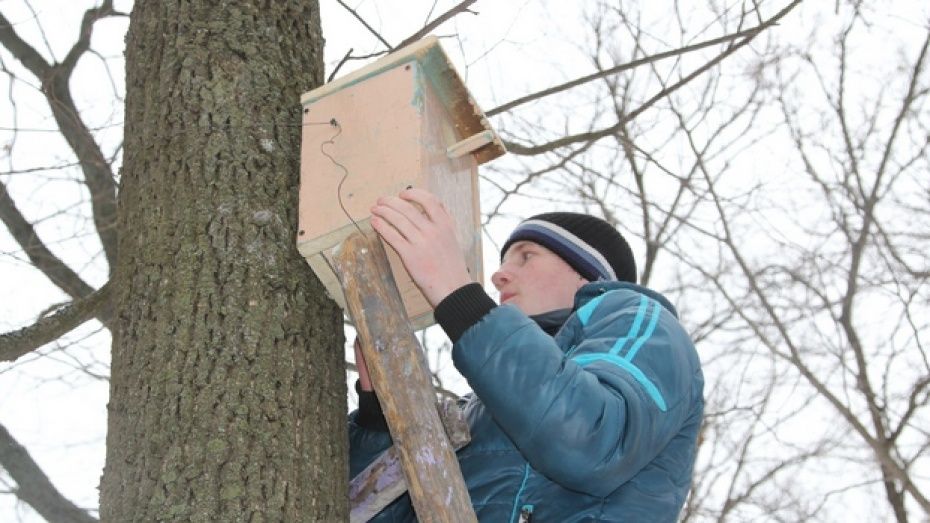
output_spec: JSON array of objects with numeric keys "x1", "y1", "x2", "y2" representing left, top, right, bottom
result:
[
  {"x1": 416, "y1": 46, "x2": 459, "y2": 112},
  {"x1": 410, "y1": 62, "x2": 425, "y2": 113}
]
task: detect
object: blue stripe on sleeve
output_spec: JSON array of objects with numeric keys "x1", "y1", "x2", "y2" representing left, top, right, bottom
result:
[
  {"x1": 572, "y1": 353, "x2": 668, "y2": 411},
  {"x1": 623, "y1": 300, "x2": 662, "y2": 361},
  {"x1": 609, "y1": 294, "x2": 649, "y2": 355},
  {"x1": 576, "y1": 293, "x2": 607, "y2": 326}
]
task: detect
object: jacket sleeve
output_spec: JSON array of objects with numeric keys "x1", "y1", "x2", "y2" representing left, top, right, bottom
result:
[
  {"x1": 451, "y1": 290, "x2": 702, "y2": 497},
  {"x1": 347, "y1": 390, "x2": 437, "y2": 522},
  {"x1": 348, "y1": 410, "x2": 393, "y2": 478},
  {"x1": 348, "y1": 381, "x2": 394, "y2": 477}
]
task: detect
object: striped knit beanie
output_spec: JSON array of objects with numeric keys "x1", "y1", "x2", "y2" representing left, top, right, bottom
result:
[{"x1": 501, "y1": 212, "x2": 637, "y2": 283}]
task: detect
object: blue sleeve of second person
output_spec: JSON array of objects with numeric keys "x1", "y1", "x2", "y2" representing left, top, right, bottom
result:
[{"x1": 347, "y1": 412, "x2": 417, "y2": 522}]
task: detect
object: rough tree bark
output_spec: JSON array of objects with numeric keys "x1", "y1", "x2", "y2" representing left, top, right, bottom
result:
[{"x1": 99, "y1": 2, "x2": 348, "y2": 521}]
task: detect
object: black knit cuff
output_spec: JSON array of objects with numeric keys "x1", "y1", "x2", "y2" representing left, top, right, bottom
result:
[
  {"x1": 354, "y1": 380, "x2": 389, "y2": 432},
  {"x1": 434, "y1": 282, "x2": 497, "y2": 343}
]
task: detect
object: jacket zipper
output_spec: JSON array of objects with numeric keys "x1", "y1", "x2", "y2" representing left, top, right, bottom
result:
[
  {"x1": 564, "y1": 344, "x2": 579, "y2": 358},
  {"x1": 510, "y1": 465, "x2": 531, "y2": 523}
]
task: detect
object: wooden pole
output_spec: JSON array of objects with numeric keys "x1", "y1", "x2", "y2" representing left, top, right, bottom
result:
[{"x1": 331, "y1": 231, "x2": 476, "y2": 523}]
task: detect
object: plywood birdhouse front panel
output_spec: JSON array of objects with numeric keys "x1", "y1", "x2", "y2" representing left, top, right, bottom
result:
[{"x1": 297, "y1": 36, "x2": 505, "y2": 329}]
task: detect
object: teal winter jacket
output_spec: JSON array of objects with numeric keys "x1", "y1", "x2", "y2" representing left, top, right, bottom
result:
[{"x1": 349, "y1": 281, "x2": 704, "y2": 522}]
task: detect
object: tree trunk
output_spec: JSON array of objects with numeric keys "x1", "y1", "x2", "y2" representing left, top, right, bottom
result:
[{"x1": 100, "y1": 2, "x2": 347, "y2": 521}]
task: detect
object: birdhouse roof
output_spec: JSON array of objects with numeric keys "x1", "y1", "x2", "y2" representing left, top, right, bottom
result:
[{"x1": 301, "y1": 36, "x2": 505, "y2": 164}]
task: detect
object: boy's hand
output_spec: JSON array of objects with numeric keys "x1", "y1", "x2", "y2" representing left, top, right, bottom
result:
[{"x1": 370, "y1": 187, "x2": 473, "y2": 307}]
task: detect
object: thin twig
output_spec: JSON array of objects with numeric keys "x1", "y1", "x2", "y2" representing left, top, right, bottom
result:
[
  {"x1": 395, "y1": 0, "x2": 478, "y2": 50},
  {"x1": 327, "y1": 47, "x2": 354, "y2": 82},
  {"x1": 333, "y1": 0, "x2": 393, "y2": 50}
]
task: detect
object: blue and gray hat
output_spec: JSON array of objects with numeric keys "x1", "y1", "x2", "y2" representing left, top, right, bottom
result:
[{"x1": 501, "y1": 212, "x2": 637, "y2": 283}]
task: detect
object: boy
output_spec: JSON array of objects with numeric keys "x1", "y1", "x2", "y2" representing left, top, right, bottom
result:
[{"x1": 350, "y1": 188, "x2": 703, "y2": 522}]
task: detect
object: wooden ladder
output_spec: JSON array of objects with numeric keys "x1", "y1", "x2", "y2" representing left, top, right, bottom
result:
[{"x1": 332, "y1": 231, "x2": 477, "y2": 523}]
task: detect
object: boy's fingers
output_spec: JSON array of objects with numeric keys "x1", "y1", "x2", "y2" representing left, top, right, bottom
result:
[
  {"x1": 373, "y1": 201, "x2": 425, "y2": 241},
  {"x1": 370, "y1": 214, "x2": 410, "y2": 251},
  {"x1": 399, "y1": 188, "x2": 444, "y2": 221},
  {"x1": 376, "y1": 195, "x2": 430, "y2": 230}
]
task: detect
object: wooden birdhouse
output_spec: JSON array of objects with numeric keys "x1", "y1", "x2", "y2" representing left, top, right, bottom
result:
[{"x1": 297, "y1": 36, "x2": 505, "y2": 329}]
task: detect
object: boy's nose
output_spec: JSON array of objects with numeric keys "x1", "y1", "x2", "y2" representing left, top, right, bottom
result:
[{"x1": 491, "y1": 269, "x2": 511, "y2": 290}]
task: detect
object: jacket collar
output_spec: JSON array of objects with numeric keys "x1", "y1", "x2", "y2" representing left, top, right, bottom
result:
[
  {"x1": 573, "y1": 281, "x2": 679, "y2": 318},
  {"x1": 530, "y1": 308, "x2": 573, "y2": 335}
]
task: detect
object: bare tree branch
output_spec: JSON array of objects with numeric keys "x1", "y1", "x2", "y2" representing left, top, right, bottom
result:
[
  {"x1": 0, "y1": 422, "x2": 98, "y2": 523},
  {"x1": 501, "y1": 0, "x2": 802, "y2": 156},
  {"x1": 834, "y1": 26, "x2": 930, "y2": 519},
  {"x1": 0, "y1": 2, "x2": 121, "y2": 270},
  {"x1": 333, "y1": 0, "x2": 393, "y2": 50},
  {"x1": 327, "y1": 0, "x2": 476, "y2": 83},
  {"x1": 487, "y1": 24, "x2": 763, "y2": 118},
  {"x1": 696, "y1": 143, "x2": 930, "y2": 513},
  {"x1": 0, "y1": 179, "x2": 95, "y2": 300},
  {"x1": 0, "y1": 282, "x2": 111, "y2": 363},
  {"x1": 480, "y1": 140, "x2": 596, "y2": 224},
  {"x1": 395, "y1": 0, "x2": 477, "y2": 50},
  {"x1": 327, "y1": 47, "x2": 354, "y2": 82}
]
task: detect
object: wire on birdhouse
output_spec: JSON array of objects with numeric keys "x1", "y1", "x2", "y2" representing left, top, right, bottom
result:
[{"x1": 318, "y1": 118, "x2": 363, "y2": 236}]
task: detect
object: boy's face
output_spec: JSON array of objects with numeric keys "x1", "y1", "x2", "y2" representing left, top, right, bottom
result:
[{"x1": 492, "y1": 240, "x2": 587, "y2": 316}]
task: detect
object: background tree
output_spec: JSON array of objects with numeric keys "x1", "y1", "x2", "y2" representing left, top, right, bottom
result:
[{"x1": 477, "y1": 1, "x2": 930, "y2": 520}]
